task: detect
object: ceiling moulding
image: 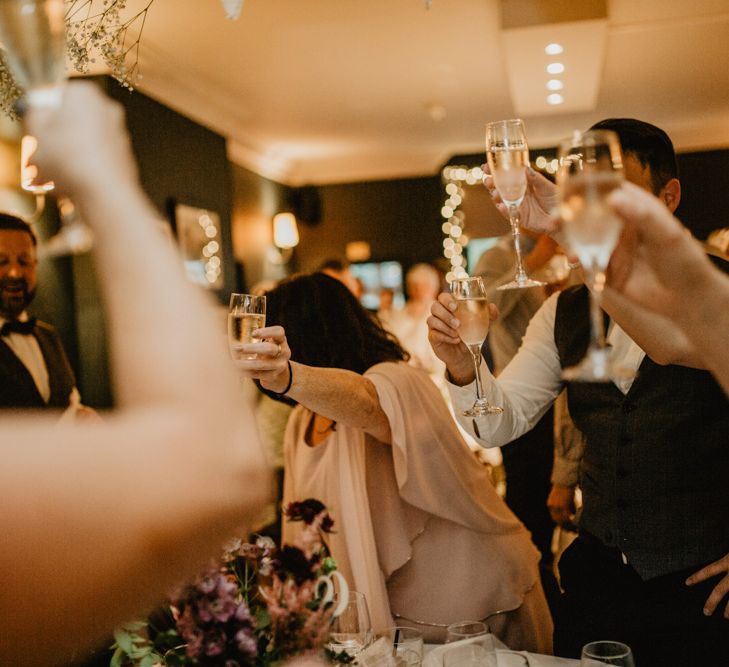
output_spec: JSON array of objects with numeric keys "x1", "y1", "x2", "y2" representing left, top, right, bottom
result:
[
  {"x1": 500, "y1": 18, "x2": 608, "y2": 117},
  {"x1": 499, "y1": 0, "x2": 607, "y2": 29},
  {"x1": 226, "y1": 140, "x2": 294, "y2": 185}
]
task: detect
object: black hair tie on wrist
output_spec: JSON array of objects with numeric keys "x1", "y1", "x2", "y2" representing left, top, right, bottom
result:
[{"x1": 275, "y1": 360, "x2": 293, "y2": 397}]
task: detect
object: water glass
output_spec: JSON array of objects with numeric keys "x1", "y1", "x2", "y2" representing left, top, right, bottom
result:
[
  {"x1": 228, "y1": 293, "x2": 266, "y2": 360},
  {"x1": 445, "y1": 621, "x2": 490, "y2": 642},
  {"x1": 327, "y1": 590, "x2": 373, "y2": 657},
  {"x1": 443, "y1": 639, "x2": 496, "y2": 667},
  {"x1": 581, "y1": 640, "x2": 635, "y2": 666},
  {"x1": 382, "y1": 626, "x2": 424, "y2": 661}
]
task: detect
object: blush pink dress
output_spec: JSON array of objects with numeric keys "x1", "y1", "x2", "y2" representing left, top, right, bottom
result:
[{"x1": 283, "y1": 361, "x2": 553, "y2": 652}]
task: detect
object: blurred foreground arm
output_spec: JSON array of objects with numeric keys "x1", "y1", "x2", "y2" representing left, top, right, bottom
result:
[
  {"x1": 606, "y1": 182, "x2": 729, "y2": 394},
  {"x1": 0, "y1": 83, "x2": 271, "y2": 665}
]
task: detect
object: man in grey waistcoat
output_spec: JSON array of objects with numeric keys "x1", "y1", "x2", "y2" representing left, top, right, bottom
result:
[{"x1": 428, "y1": 119, "x2": 729, "y2": 666}]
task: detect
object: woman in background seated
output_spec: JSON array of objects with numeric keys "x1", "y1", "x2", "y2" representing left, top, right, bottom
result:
[{"x1": 237, "y1": 273, "x2": 553, "y2": 652}]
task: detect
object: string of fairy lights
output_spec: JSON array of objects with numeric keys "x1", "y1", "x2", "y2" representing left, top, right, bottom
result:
[{"x1": 440, "y1": 155, "x2": 557, "y2": 282}]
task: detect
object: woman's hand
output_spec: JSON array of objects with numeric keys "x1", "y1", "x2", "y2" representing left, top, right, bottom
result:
[{"x1": 235, "y1": 325, "x2": 292, "y2": 394}]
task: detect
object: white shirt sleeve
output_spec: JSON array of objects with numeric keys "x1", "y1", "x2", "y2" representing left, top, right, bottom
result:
[{"x1": 447, "y1": 293, "x2": 564, "y2": 448}]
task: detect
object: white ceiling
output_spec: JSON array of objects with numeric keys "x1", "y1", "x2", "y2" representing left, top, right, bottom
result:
[{"x1": 125, "y1": 0, "x2": 729, "y2": 185}]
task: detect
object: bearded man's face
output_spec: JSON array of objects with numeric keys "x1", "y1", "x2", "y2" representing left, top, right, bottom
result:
[{"x1": 0, "y1": 230, "x2": 38, "y2": 319}]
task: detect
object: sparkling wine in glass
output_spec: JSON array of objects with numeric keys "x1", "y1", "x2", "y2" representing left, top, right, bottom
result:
[
  {"x1": 228, "y1": 293, "x2": 266, "y2": 361},
  {"x1": 0, "y1": 0, "x2": 66, "y2": 108},
  {"x1": 450, "y1": 277, "x2": 502, "y2": 417},
  {"x1": 557, "y1": 129, "x2": 634, "y2": 382},
  {"x1": 327, "y1": 590, "x2": 373, "y2": 658},
  {"x1": 486, "y1": 119, "x2": 545, "y2": 290},
  {"x1": 581, "y1": 640, "x2": 635, "y2": 666}
]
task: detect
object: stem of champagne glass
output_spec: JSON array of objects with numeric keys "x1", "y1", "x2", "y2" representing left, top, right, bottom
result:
[
  {"x1": 587, "y1": 263, "x2": 609, "y2": 351},
  {"x1": 470, "y1": 344, "x2": 485, "y2": 400},
  {"x1": 508, "y1": 204, "x2": 528, "y2": 282}
]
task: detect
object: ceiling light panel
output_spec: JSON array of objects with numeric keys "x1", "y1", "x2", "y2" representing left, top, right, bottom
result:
[{"x1": 500, "y1": 19, "x2": 608, "y2": 116}]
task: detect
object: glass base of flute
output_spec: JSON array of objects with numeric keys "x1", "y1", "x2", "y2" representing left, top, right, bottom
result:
[
  {"x1": 463, "y1": 343, "x2": 503, "y2": 417},
  {"x1": 496, "y1": 205, "x2": 546, "y2": 291},
  {"x1": 561, "y1": 265, "x2": 635, "y2": 383}
]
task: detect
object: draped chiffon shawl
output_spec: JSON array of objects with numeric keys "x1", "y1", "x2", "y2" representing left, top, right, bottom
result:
[{"x1": 282, "y1": 362, "x2": 540, "y2": 634}]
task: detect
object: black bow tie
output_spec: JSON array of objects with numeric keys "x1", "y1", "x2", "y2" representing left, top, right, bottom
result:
[{"x1": 1, "y1": 318, "x2": 36, "y2": 336}]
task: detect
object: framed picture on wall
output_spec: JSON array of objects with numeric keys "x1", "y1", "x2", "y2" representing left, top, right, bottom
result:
[{"x1": 170, "y1": 203, "x2": 225, "y2": 290}]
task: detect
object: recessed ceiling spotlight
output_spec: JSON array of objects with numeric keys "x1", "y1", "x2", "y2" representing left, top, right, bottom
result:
[
  {"x1": 546, "y1": 79, "x2": 564, "y2": 91},
  {"x1": 547, "y1": 93, "x2": 564, "y2": 105},
  {"x1": 547, "y1": 63, "x2": 565, "y2": 75},
  {"x1": 545, "y1": 43, "x2": 563, "y2": 55}
]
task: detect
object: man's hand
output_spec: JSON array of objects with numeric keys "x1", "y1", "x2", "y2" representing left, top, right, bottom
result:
[
  {"x1": 483, "y1": 165, "x2": 560, "y2": 235},
  {"x1": 547, "y1": 484, "x2": 577, "y2": 530},
  {"x1": 427, "y1": 293, "x2": 498, "y2": 386},
  {"x1": 606, "y1": 182, "x2": 715, "y2": 320},
  {"x1": 686, "y1": 552, "x2": 729, "y2": 619}
]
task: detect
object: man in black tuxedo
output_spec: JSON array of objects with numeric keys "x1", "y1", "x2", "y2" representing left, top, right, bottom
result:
[{"x1": 0, "y1": 212, "x2": 78, "y2": 409}]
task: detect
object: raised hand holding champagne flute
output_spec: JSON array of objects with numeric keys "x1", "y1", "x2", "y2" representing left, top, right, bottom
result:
[
  {"x1": 450, "y1": 277, "x2": 502, "y2": 416},
  {"x1": 0, "y1": 0, "x2": 95, "y2": 256},
  {"x1": 485, "y1": 118, "x2": 545, "y2": 290},
  {"x1": 557, "y1": 129, "x2": 634, "y2": 382}
]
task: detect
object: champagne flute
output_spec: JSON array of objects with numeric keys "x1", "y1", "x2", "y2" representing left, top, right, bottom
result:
[
  {"x1": 485, "y1": 119, "x2": 545, "y2": 290},
  {"x1": 228, "y1": 293, "x2": 266, "y2": 361},
  {"x1": 0, "y1": 0, "x2": 95, "y2": 257},
  {"x1": 327, "y1": 590, "x2": 373, "y2": 658},
  {"x1": 557, "y1": 130, "x2": 634, "y2": 382},
  {"x1": 450, "y1": 277, "x2": 502, "y2": 417},
  {"x1": 581, "y1": 640, "x2": 635, "y2": 666}
]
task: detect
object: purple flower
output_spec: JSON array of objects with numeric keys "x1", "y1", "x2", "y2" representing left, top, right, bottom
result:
[
  {"x1": 196, "y1": 573, "x2": 218, "y2": 595},
  {"x1": 235, "y1": 627, "x2": 258, "y2": 657},
  {"x1": 234, "y1": 601, "x2": 253, "y2": 623},
  {"x1": 203, "y1": 628, "x2": 227, "y2": 656}
]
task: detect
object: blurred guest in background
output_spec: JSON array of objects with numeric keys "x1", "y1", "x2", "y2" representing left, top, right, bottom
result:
[
  {"x1": 0, "y1": 214, "x2": 88, "y2": 417},
  {"x1": 236, "y1": 273, "x2": 553, "y2": 652},
  {"x1": 318, "y1": 257, "x2": 362, "y2": 298},
  {"x1": 385, "y1": 262, "x2": 444, "y2": 376},
  {"x1": 472, "y1": 230, "x2": 573, "y2": 613}
]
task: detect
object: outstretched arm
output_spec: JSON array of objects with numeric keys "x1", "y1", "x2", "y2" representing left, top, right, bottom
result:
[
  {"x1": 237, "y1": 325, "x2": 392, "y2": 444},
  {"x1": 0, "y1": 83, "x2": 271, "y2": 666}
]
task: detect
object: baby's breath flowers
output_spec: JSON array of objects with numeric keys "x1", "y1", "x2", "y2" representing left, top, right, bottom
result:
[{"x1": 0, "y1": 0, "x2": 156, "y2": 117}]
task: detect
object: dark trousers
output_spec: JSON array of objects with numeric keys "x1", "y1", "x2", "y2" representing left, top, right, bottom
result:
[
  {"x1": 500, "y1": 407, "x2": 559, "y2": 615},
  {"x1": 555, "y1": 533, "x2": 729, "y2": 666}
]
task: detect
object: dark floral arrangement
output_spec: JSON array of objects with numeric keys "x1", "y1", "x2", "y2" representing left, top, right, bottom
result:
[{"x1": 111, "y1": 499, "x2": 346, "y2": 667}]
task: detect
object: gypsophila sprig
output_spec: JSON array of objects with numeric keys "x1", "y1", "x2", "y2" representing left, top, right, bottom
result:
[
  {"x1": 0, "y1": 0, "x2": 156, "y2": 118},
  {"x1": 111, "y1": 499, "x2": 345, "y2": 667}
]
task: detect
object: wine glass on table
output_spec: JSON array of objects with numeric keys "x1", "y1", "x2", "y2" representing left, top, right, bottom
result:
[
  {"x1": 443, "y1": 621, "x2": 496, "y2": 667},
  {"x1": 485, "y1": 118, "x2": 545, "y2": 290},
  {"x1": 581, "y1": 640, "x2": 635, "y2": 666},
  {"x1": 450, "y1": 277, "x2": 502, "y2": 417},
  {"x1": 228, "y1": 293, "x2": 266, "y2": 361},
  {"x1": 557, "y1": 129, "x2": 634, "y2": 382},
  {"x1": 326, "y1": 590, "x2": 373, "y2": 659},
  {"x1": 0, "y1": 0, "x2": 93, "y2": 257}
]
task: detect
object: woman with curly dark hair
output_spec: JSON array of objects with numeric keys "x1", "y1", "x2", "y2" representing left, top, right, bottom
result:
[{"x1": 238, "y1": 272, "x2": 552, "y2": 651}]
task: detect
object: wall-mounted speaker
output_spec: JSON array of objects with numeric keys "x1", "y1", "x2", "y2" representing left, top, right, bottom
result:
[{"x1": 287, "y1": 185, "x2": 322, "y2": 225}]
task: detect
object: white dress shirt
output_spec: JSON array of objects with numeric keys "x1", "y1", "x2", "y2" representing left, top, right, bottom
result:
[
  {"x1": 448, "y1": 292, "x2": 646, "y2": 448},
  {"x1": 0, "y1": 313, "x2": 51, "y2": 403}
]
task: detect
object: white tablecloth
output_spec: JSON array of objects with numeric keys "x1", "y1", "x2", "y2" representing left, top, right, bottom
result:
[{"x1": 423, "y1": 635, "x2": 579, "y2": 667}]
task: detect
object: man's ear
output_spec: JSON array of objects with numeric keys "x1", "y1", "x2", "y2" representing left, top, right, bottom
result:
[{"x1": 661, "y1": 178, "x2": 681, "y2": 213}]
